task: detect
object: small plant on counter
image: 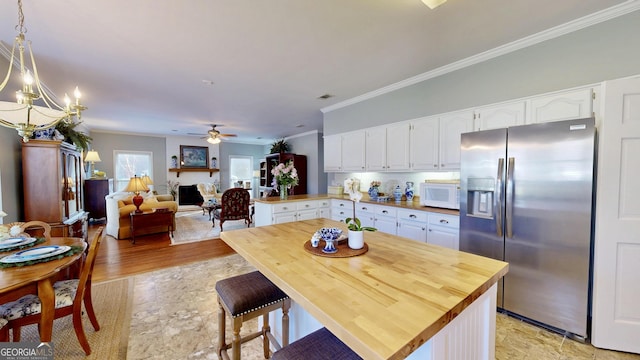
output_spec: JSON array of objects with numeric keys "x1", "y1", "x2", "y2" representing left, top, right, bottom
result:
[{"x1": 344, "y1": 178, "x2": 377, "y2": 232}]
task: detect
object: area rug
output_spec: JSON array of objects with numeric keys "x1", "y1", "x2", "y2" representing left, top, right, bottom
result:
[
  {"x1": 18, "y1": 277, "x2": 133, "y2": 360},
  {"x1": 127, "y1": 254, "x2": 267, "y2": 359},
  {"x1": 171, "y1": 210, "x2": 253, "y2": 245}
]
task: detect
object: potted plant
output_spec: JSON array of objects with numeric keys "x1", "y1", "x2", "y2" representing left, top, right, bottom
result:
[
  {"x1": 343, "y1": 178, "x2": 376, "y2": 249},
  {"x1": 270, "y1": 138, "x2": 290, "y2": 154},
  {"x1": 54, "y1": 120, "x2": 92, "y2": 152}
]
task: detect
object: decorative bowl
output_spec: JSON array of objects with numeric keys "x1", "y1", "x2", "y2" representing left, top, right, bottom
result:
[{"x1": 317, "y1": 227, "x2": 342, "y2": 241}]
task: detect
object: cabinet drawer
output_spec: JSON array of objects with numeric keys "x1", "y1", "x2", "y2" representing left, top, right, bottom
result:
[
  {"x1": 296, "y1": 201, "x2": 318, "y2": 211},
  {"x1": 355, "y1": 203, "x2": 374, "y2": 213},
  {"x1": 273, "y1": 203, "x2": 297, "y2": 213},
  {"x1": 397, "y1": 209, "x2": 428, "y2": 222},
  {"x1": 428, "y1": 213, "x2": 459, "y2": 228},
  {"x1": 375, "y1": 206, "x2": 396, "y2": 218},
  {"x1": 317, "y1": 199, "x2": 331, "y2": 208},
  {"x1": 332, "y1": 199, "x2": 352, "y2": 209}
]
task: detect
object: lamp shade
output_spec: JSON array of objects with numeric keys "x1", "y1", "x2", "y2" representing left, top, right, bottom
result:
[
  {"x1": 421, "y1": 0, "x2": 447, "y2": 9},
  {"x1": 0, "y1": 210, "x2": 7, "y2": 217},
  {"x1": 141, "y1": 175, "x2": 153, "y2": 186},
  {"x1": 84, "y1": 150, "x2": 101, "y2": 163},
  {"x1": 124, "y1": 176, "x2": 149, "y2": 194}
]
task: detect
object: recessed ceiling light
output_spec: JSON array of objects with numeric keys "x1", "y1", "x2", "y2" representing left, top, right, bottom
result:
[
  {"x1": 296, "y1": 124, "x2": 305, "y2": 128},
  {"x1": 317, "y1": 94, "x2": 333, "y2": 100},
  {"x1": 202, "y1": 80, "x2": 214, "y2": 86}
]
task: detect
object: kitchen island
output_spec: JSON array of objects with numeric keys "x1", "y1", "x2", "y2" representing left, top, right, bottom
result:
[{"x1": 220, "y1": 218, "x2": 508, "y2": 359}]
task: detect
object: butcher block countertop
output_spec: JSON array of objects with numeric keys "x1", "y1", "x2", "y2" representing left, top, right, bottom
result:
[
  {"x1": 221, "y1": 218, "x2": 508, "y2": 360},
  {"x1": 253, "y1": 194, "x2": 460, "y2": 216}
]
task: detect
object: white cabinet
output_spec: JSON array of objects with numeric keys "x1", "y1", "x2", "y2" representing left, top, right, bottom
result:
[
  {"x1": 385, "y1": 122, "x2": 411, "y2": 171},
  {"x1": 373, "y1": 206, "x2": 397, "y2": 235},
  {"x1": 255, "y1": 200, "x2": 324, "y2": 226},
  {"x1": 474, "y1": 101, "x2": 526, "y2": 131},
  {"x1": 330, "y1": 199, "x2": 351, "y2": 223},
  {"x1": 427, "y1": 213, "x2": 460, "y2": 250},
  {"x1": 341, "y1": 130, "x2": 366, "y2": 172},
  {"x1": 323, "y1": 134, "x2": 342, "y2": 172},
  {"x1": 365, "y1": 126, "x2": 387, "y2": 171},
  {"x1": 317, "y1": 199, "x2": 331, "y2": 219},
  {"x1": 438, "y1": 110, "x2": 475, "y2": 170},
  {"x1": 354, "y1": 202, "x2": 375, "y2": 229},
  {"x1": 409, "y1": 116, "x2": 439, "y2": 170},
  {"x1": 397, "y1": 209, "x2": 428, "y2": 243},
  {"x1": 527, "y1": 88, "x2": 594, "y2": 124}
]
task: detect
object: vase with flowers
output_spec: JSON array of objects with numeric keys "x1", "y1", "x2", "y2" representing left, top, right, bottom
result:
[
  {"x1": 344, "y1": 178, "x2": 377, "y2": 249},
  {"x1": 368, "y1": 181, "x2": 381, "y2": 200},
  {"x1": 271, "y1": 160, "x2": 299, "y2": 200}
]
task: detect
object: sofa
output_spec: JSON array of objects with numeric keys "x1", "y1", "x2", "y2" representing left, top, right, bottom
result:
[
  {"x1": 197, "y1": 183, "x2": 222, "y2": 203},
  {"x1": 105, "y1": 191, "x2": 178, "y2": 239}
]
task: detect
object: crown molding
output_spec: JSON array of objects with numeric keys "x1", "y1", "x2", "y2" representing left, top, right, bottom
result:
[{"x1": 321, "y1": 0, "x2": 640, "y2": 114}]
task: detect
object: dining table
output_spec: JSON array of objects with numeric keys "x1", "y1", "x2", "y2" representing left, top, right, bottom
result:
[{"x1": 0, "y1": 236, "x2": 86, "y2": 342}]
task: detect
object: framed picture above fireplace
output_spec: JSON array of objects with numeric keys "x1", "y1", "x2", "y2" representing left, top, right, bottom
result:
[{"x1": 180, "y1": 145, "x2": 209, "y2": 169}]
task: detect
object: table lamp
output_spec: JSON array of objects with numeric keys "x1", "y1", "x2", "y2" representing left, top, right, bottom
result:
[
  {"x1": 84, "y1": 150, "x2": 102, "y2": 178},
  {"x1": 124, "y1": 175, "x2": 149, "y2": 213},
  {"x1": 141, "y1": 175, "x2": 154, "y2": 193}
]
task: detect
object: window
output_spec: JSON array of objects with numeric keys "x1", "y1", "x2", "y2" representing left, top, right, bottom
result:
[
  {"x1": 229, "y1": 155, "x2": 253, "y2": 192},
  {"x1": 114, "y1": 150, "x2": 153, "y2": 191}
]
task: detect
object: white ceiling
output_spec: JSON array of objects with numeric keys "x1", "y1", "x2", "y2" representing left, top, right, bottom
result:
[{"x1": 0, "y1": 0, "x2": 630, "y2": 144}]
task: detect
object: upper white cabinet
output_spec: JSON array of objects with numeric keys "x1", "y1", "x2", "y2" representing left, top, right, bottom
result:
[
  {"x1": 474, "y1": 101, "x2": 526, "y2": 131},
  {"x1": 365, "y1": 126, "x2": 387, "y2": 171},
  {"x1": 527, "y1": 88, "x2": 593, "y2": 124},
  {"x1": 341, "y1": 130, "x2": 366, "y2": 172},
  {"x1": 385, "y1": 122, "x2": 411, "y2": 171},
  {"x1": 438, "y1": 110, "x2": 475, "y2": 170},
  {"x1": 323, "y1": 134, "x2": 342, "y2": 172},
  {"x1": 409, "y1": 116, "x2": 439, "y2": 170}
]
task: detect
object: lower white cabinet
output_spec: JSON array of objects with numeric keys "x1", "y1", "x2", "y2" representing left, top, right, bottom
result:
[
  {"x1": 374, "y1": 206, "x2": 397, "y2": 235},
  {"x1": 256, "y1": 200, "x2": 324, "y2": 226},
  {"x1": 427, "y1": 213, "x2": 460, "y2": 250},
  {"x1": 397, "y1": 209, "x2": 428, "y2": 243}
]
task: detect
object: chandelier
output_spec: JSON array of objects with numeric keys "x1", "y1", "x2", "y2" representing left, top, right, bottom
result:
[{"x1": 0, "y1": 0, "x2": 87, "y2": 142}]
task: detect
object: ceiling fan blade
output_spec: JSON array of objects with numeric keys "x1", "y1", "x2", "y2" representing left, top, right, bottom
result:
[{"x1": 219, "y1": 133, "x2": 237, "y2": 137}]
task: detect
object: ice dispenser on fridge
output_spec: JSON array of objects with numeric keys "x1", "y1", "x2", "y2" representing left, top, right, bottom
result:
[{"x1": 466, "y1": 177, "x2": 496, "y2": 219}]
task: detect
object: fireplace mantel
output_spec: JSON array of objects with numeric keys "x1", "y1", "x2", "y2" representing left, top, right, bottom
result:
[{"x1": 169, "y1": 168, "x2": 219, "y2": 177}]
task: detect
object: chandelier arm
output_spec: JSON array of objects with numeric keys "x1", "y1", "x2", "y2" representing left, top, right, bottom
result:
[
  {"x1": 0, "y1": 42, "x2": 17, "y2": 91},
  {"x1": 27, "y1": 41, "x2": 67, "y2": 111}
]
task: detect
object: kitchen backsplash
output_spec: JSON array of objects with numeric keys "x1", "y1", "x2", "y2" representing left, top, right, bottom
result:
[{"x1": 328, "y1": 171, "x2": 459, "y2": 195}]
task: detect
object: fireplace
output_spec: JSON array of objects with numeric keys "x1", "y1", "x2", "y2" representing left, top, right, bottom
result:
[{"x1": 178, "y1": 185, "x2": 204, "y2": 205}]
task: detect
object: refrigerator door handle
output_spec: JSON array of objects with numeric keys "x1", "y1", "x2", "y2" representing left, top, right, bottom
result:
[
  {"x1": 495, "y1": 158, "x2": 505, "y2": 237},
  {"x1": 506, "y1": 157, "x2": 515, "y2": 238}
]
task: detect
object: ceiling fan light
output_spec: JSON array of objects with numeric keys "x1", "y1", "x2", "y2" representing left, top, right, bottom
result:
[
  {"x1": 421, "y1": 0, "x2": 447, "y2": 9},
  {"x1": 207, "y1": 136, "x2": 221, "y2": 144}
]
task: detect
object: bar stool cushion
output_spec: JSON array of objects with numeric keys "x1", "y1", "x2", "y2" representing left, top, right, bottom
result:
[
  {"x1": 272, "y1": 327, "x2": 362, "y2": 360},
  {"x1": 215, "y1": 271, "x2": 288, "y2": 317}
]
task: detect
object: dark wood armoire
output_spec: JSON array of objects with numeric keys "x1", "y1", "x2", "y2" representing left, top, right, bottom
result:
[
  {"x1": 264, "y1": 153, "x2": 307, "y2": 195},
  {"x1": 22, "y1": 140, "x2": 88, "y2": 240}
]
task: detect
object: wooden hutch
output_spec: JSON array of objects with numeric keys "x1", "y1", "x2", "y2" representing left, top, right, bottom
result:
[
  {"x1": 22, "y1": 140, "x2": 88, "y2": 240},
  {"x1": 263, "y1": 153, "x2": 307, "y2": 195}
]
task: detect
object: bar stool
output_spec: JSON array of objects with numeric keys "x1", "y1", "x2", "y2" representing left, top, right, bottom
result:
[
  {"x1": 216, "y1": 271, "x2": 291, "y2": 360},
  {"x1": 271, "y1": 327, "x2": 362, "y2": 360},
  {"x1": 0, "y1": 318, "x2": 8, "y2": 342}
]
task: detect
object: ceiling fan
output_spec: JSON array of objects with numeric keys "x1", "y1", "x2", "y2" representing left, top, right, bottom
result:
[{"x1": 189, "y1": 124, "x2": 237, "y2": 144}]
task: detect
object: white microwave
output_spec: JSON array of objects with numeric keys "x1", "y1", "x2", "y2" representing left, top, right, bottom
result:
[{"x1": 419, "y1": 180, "x2": 460, "y2": 210}]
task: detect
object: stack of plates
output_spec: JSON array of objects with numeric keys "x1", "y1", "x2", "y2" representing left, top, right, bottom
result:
[
  {"x1": 0, "y1": 237, "x2": 37, "y2": 249},
  {"x1": 0, "y1": 245, "x2": 70, "y2": 264}
]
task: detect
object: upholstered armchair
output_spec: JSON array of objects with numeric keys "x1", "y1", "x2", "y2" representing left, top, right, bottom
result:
[
  {"x1": 213, "y1": 188, "x2": 251, "y2": 231},
  {"x1": 197, "y1": 183, "x2": 222, "y2": 203}
]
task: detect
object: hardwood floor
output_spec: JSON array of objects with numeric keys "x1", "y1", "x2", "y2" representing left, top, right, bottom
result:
[{"x1": 91, "y1": 223, "x2": 235, "y2": 283}]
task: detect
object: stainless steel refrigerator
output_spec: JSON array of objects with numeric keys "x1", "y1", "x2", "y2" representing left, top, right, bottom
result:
[{"x1": 459, "y1": 118, "x2": 596, "y2": 340}]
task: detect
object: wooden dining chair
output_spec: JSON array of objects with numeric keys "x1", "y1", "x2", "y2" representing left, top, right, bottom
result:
[
  {"x1": 1, "y1": 221, "x2": 52, "y2": 241},
  {"x1": 0, "y1": 226, "x2": 104, "y2": 354},
  {"x1": 213, "y1": 188, "x2": 252, "y2": 231}
]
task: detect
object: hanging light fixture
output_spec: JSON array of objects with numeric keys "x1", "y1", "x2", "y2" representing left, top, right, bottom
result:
[
  {"x1": 0, "y1": 0, "x2": 87, "y2": 142},
  {"x1": 421, "y1": 0, "x2": 447, "y2": 9},
  {"x1": 207, "y1": 136, "x2": 221, "y2": 144}
]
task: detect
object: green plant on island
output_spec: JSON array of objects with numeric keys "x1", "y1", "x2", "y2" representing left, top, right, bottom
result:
[{"x1": 343, "y1": 178, "x2": 377, "y2": 232}]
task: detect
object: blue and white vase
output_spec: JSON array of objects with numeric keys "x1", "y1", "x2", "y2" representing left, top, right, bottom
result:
[
  {"x1": 368, "y1": 186, "x2": 379, "y2": 200},
  {"x1": 393, "y1": 185, "x2": 403, "y2": 202},
  {"x1": 405, "y1": 182, "x2": 414, "y2": 202}
]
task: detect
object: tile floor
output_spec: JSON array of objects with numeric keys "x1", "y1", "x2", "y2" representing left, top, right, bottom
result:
[{"x1": 126, "y1": 254, "x2": 640, "y2": 360}]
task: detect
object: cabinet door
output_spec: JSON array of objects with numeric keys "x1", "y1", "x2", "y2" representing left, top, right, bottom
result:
[
  {"x1": 374, "y1": 216, "x2": 397, "y2": 235},
  {"x1": 331, "y1": 207, "x2": 348, "y2": 222},
  {"x1": 341, "y1": 131, "x2": 366, "y2": 171},
  {"x1": 318, "y1": 207, "x2": 331, "y2": 219},
  {"x1": 323, "y1": 134, "x2": 342, "y2": 172},
  {"x1": 386, "y1": 122, "x2": 410, "y2": 171},
  {"x1": 397, "y1": 220, "x2": 427, "y2": 243},
  {"x1": 528, "y1": 88, "x2": 593, "y2": 124},
  {"x1": 365, "y1": 126, "x2": 387, "y2": 171},
  {"x1": 410, "y1": 116, "x2": 439, "y2": 170},
  {"x1": 427, "y1": 226, "x2": 459, "y2": 250},
  {"x1": 475, "y1": 101, "x2": 526, "y2": 131},
  {"x1": 439, "y1": 110, "x2": 474, "y2": 170},
  {"x1": 273, "y1": 212, "x2": 297, "y2": 224},
  {"x1": 297, "y1": 209, "x2": 318, "y2": 221}
]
